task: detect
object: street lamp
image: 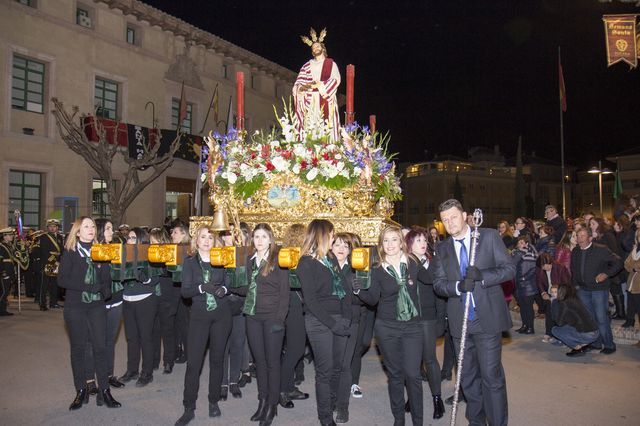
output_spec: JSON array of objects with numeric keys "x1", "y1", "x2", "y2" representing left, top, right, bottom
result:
[{"x1": 588, "y1": 160, "x2": 613, "y2": 215}]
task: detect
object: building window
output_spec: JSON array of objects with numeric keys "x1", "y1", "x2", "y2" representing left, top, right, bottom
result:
[
  {"x1": 92, "y1": 179, "x2": 111, "y2": 218},
  {"x1": 95, "y1": 77, "x2": 118, "y2": 120},
  {"x1": 171, "y1": 98, "x2": 193, "y2": 133},
  {"x1": 12, "y1": 55, "x2": 45, "y2": 114},
  {"x1": 251, "y1": 74, "x2": 257, "y2": 90},
  {"x1": 16, "y1": 0, "x2": 36, "y2": 7},
  {"x1": 76, "y1": 7, "x2": 93, "y2": 28},
  {"x1": 8, "y1": 170, "x2": 41, "y2": 228},
  {"x1": 126, "y1": 26, "x2": 136, "y2": 45},
  {"x1": 221, "y1": 64, "x2": 228, "y2": 79}
]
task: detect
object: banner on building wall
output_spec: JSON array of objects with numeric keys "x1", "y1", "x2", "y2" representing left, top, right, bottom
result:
[
  {"x1": 82, "y1": 116, "x2": 203, "y2": 164},
  {"x1": 602, "y1": 14, "x2": 638, "y2": 69}
]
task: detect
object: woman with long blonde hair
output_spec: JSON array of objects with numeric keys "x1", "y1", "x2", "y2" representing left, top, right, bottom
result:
[
  {"x1": 296, "y1": 219, "x2": 352, "y2": 426},
  {"x1": 175, "y1": 225, "x2": 231, "y2": 426},
  {"x1": 58, "y1": 216, "x2": 120, "y2": 410},
  {"x1": 352, "y1": 225, "x2": 424, "y2": 425}
]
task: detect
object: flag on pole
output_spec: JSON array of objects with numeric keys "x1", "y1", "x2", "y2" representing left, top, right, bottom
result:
[
  {"x1": 213, "y1": 90, "x2": 219, "y2": 123},
  {"x1": 178, "y1": 81, "x2": 187, "y2": 126},
  {"x1": 559, "y1": 58, "x2": 567, "y2": 112},
  {"x1": 613, "y1": 169, "x2": 623, "y2": 200},
  {"x1": 226, "y1": 95, "x2": 234, "y2": 133}
]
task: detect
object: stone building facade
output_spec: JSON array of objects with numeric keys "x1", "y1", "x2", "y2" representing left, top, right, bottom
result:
[{"x1": 1, "y1": 0, "x2": 296, "y2": 231}]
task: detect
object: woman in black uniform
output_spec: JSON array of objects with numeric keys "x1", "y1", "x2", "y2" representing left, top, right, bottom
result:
[
  {"x1": 231, "y1": 223, "x2": 290, "y2": 425},
  {"x1": 58, "y1": 216, "x2": 120, "y2": 410},
  {"x1": 353, "y1": 225, "x2": 423, "y2": 426},
  {"x1": 296, "y1": 219, "x2": 352, "y2": 426},
  {"x1": 175, "y1": 225, "x2": 232, "y2": 426}
]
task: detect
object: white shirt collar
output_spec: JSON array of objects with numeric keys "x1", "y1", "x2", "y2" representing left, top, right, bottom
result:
[
  {"x1": 382, "y1": 253, "x2": 408, "y2": 275},
  {"x1": 251, "y1": 250, "x2": 269, "y2": 264}
]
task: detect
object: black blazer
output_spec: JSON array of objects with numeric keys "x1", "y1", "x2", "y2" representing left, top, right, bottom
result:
[
  {"x1": 181, "y1": 255, "x2": 230, "y2": 315},
  {"x1": 432, "y1": 227, "x2": 515, "y2": 337},
  {"x1": 570, "y1": 243, "x2": 622, "y2": 292},
  {"x1": 357, "y1": 257, "x2": 421, "y2": 322}
]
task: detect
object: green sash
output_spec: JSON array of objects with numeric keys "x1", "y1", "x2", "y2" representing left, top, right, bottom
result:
[
  {"x1": 198, "y1": 254, "x2": 217, "y2": 311},
  {"x1": 386, "y1": 262, "x2": 418, "y2": 321},
  {"x1": 79, "y1": 245, "x2": 101, "y2": 304},
  {"x1": 321, "y1": 256, "x2": 345, "y2": 300},
  {"x1": 243, "y1": 257, "x2": 265, "y2": 316}
]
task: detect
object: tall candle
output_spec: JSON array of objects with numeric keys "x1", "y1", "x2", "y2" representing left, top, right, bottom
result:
[
  {"x1": 369, "y1": 114, "x2": 376, "y2": 134},
  {"x1": 236, "y1": 71, "x2": 244, "y2": 130},
  {"x1": 346, "y1": 64, "x2": 355, "y2": 124}
]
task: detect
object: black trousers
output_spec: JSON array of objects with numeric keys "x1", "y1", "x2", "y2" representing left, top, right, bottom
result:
[
  {"x1": 542, "y1": 300, "x2": 554, "y2": 335},
  {"x1": 336, "y1": 319, "x2": 359, "y2": 410},
  {"x1": 246, "y1": 316, "x2": 285, "y2": 404},
  {"x1": 420, "y1": 319, "x2": 442, "y2": 396},
  {"x1": 0, "y1": 275, "x2": 11, "y2": 313},
  {"x1": 305, "y1": 314, "x2": 349, "y2": 424},
  {"x1": 25, "y1": 266, "x2": 37, "y2": 297},
  {"x1": 183, "y1": 307, "x2": 232, "y2": 409},
  {"x1": 38, "y1": 273, "x2": 58, "y2": 307},
  {"x1": 441, "y1": 324, "x2": 456, "y2": 376},
  {"x1": 123, "y1": 295, "x2": 158, "y2": 376},
  {"x1": 453, "y1": 320, "x2": 508, "y2": 426},
  {"x1": 175, "y1": 294, "x2": 190, "y2": 356},
  {"x1": 375, "y1": 319, "x2": 423, "y2": 426},
  {"x1": 223, "y1": 314, "x2": 247, "y2": 385},
  {"x1": 280, "y1": 292, "x2": 307, "y2": 393},
  {"x1": 519, "y1": 294, "x2": 535, "y2": 330},
  {"x1": 627, "y1": 292, "x2": 640, "y2": 323},
  {"x1": 85, "y1": 302, "x2": 123, "y2": 380},
  {"x1": 350, "y1": 305, "x2": 375, "y2": 386},
  {"x1": 157, "y1": 279, "x2": 180, "y2": 365},
  {"x1": 64, "y1": 303, "x2": 109, "y2": 390}
]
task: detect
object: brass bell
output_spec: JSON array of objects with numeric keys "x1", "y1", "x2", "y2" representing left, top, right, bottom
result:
[{"x1": 210, "y1": 207, "x2": 230, "y2": 232}]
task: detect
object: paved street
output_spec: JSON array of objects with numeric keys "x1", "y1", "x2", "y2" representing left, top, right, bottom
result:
[{"x1": 1, "y1": 298, "x2": 639, "y2": 426}]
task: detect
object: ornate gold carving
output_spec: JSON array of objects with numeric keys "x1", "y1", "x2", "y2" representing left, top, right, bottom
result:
[
  {"x1": 148, "y1": 244, "x2": 180, "y2": 266},
  {"x1": 278, "y1": 247, "x2": 301, "y2": 269},
  {"x1": 351, "y1": 247, "x2": 371, "y2": 272},
  {"x1": 91, "y1": 243, "x2": 123, "y2": 264}
]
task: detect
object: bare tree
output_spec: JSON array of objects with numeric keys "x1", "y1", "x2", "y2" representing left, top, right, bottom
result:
[{"x1": 52, "y1": 97, "x2": 183, "y2": 225}]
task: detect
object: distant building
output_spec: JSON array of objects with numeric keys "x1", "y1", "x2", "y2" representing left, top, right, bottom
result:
[
  {"x1": 397, "y1": 146, "x2": 575, "y2": 228},
  {"x1": 1, "y1": 0, "x2": 296, "y2": 230}
]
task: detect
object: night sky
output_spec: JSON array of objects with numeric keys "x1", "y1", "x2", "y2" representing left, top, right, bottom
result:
[{"x1": 144, "y1": 0, "x2": 640, "y2": 169}]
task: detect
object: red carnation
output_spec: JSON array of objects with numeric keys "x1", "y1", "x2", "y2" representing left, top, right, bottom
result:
[
  {"x1": 300, "y1": 160, "x2": 308, "y2": 170},
  {"x1": 266, "y1": 162, "x2": 275, "y2": 172}
]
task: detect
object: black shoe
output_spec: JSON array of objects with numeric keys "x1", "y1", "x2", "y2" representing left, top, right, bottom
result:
[
  {"x1": 135, "y1": 373, "x2": 153, "y2": 387},
  {"x1": 279, "y1": 392, "x2": 294, "y2": 409},
  {"x1": 288, "y1": 387, "x2": 309, "y2": 400},
  {"x1": 522, "y1": 327, "x2": 535, "y2": 335},
  {"x1": 445, "y1": 392, "x2": 466, "y2": 405},
  {"x1": 514, "y1": 325, "x2": 526, "y2": 332},
  {"x1": 209, "y1": 402, "x2": 221, "y2": 417},
  {"x1": 566, "y1": 347, "x2": 586, "y2": 357},
  {"x1": 119, "y1": 371, "x2": 138, "y2": 383},
  {"x1": 321, "y1": 421, "x2": 337, "y2": 426},
  {"x1": 96, "y1": 388, "x2": 121, "y2": 408},
  {"x1": 163, "y1": 363, "x2": 174, "y2": 374},
  {"x1": 220, "y1": 385, "x2": 228, "y2": 401},
  {"x1": 230, "y1": 383, "x2": 242, "y2": 398},
  {"x1": 50, "y1": 304, "x2": 63, "y2": 309},
  {"x1": 108, "y1": 376, "x2": 125, "y2": 388},
  {"x1": 238, "y1": 373, "x2": 251, "y2": 387},
  {"x1": 621, "y1": 320, "x2": 635, "y2": 328},
  {"x1": 175, "y1": 408, "x2": 195, "y2": 426},
  {"x1": 440, "y1": 370, "x2": 452, "y2": 381},
  {"x1": 39, "y1": 306, "x2": 48, "y2": 311},
  {"x1": 433, "y1": 395, "x2": 445, "y2": 419},
  {"x1": 249, "y1": 362, "x2": 257, "y2": 378},
  {"x1": 259, "y1": 404, "x2": 277, "y2": 426},
  {"x1": 251, "y1": 399, "x2": 267, "y2": 421},
  {"x1": 601, "y1": 346, "x2": 616, "y2": 355},
  {"x1": 87, "y1": 380, "x2": 98, "y2": 395},
  {"x1": 0, "y1": 311, "x2": 14, "y2": 316},
  {"x1": 335, "y1": 408, "x2": 349, "y2": 424},
  {"x1": 175, "y1": 353, "x2": 187, "y2": 364},
  {"x1": 69, "y1": 388, "x2": 89, "y2": 410},
  {"x1": 582, "y1": 344, "x2": 601, "y2": 353}
]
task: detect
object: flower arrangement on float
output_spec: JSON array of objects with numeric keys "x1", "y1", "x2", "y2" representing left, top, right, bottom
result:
[{"x1": 202, "y1": 102, "x2": 402, "y2": 203}]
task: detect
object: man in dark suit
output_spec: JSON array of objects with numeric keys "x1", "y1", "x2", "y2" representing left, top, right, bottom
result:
[
  {"x1": 33, "y1": 219, "x2": 64, "y2": 311},
  {"x1": 431, "y1": 199, "x2": 515, "y2": 426}
]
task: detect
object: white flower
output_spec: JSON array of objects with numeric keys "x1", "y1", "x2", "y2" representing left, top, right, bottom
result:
[
  {"x1": 306, "y1": 168, "x2": 319, "y2": 181},
  {"x1": 222, "y1": 171, "x2": 237, "y2": 184},
  {"x1": 293, "y1": 144, "x2": 307, "y2": 157},
  {"x1": 271, "y1": 156, "x2": 289, "y2": 172},
  {"x1": 292, "y1": 163, "x2": 301, "y2": 175},
  {"x1": 270, "y1": 140, "x2": 280, "y2": 148}
]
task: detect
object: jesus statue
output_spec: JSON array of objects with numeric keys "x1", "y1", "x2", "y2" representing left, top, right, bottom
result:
[{"x1": 293, "y1": 28, "x2": 341, "y2": 142}]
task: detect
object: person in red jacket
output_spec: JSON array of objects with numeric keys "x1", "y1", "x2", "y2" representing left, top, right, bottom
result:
[{"x1": 536, "y1": 253, "x2": 571, "y2": 343}]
